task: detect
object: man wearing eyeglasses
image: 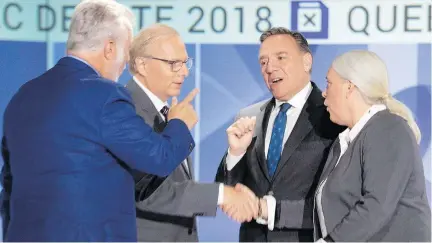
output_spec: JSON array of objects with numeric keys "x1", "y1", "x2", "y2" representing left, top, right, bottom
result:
[{"x1": 125, "y1": 24, "x2": 259, "y2": 242}]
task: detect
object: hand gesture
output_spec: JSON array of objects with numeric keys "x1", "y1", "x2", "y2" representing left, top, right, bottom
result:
[
  {"x1": 226, "y1": 117, "x2": 256, "y2": 156},
  {"x1": 168, "y1": 88, "x2": 199, "y2": 130}
]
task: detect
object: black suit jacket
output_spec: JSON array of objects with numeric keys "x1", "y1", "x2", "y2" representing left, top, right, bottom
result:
[{"x1": 215, "y1": 82, "x2": 344, "y2": 242}]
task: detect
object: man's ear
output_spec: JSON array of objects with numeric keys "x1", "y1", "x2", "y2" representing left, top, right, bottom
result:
[
  {"x1": 135, "y1": 57, "x2": 149, "y2": 77},
  {"x1": 104, "y1": 40, "x2": 116, "y2": 61},
  {"x1": 303, "y1": 52, "x2": 312, "y2": 73}
]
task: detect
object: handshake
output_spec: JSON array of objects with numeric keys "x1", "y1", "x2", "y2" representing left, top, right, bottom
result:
[{"x1": 219, "y1": 184, "x2": 267, "y2": 223}]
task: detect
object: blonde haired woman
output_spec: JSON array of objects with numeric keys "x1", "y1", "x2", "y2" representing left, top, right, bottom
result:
[{"x1": 314, "y1": 50, "x2": 431, "y2": 242}]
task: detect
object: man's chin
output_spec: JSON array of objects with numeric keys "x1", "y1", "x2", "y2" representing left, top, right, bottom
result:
[
  {"x1": 168, "y1": 91, "x2": 181, "y2": 98},
  {"x1": 271, "y1": 92, "x2": 288, "y2": 101}
]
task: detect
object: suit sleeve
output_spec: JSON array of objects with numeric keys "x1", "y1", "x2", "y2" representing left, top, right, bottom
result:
[
  {"x1": 215, "y1": 152, "x2": 246, "y2": 186},
  {"x1": 1, "y1": 136, "x2": 11, "y2": 236},
  {"x1": 136, "y1": 179, "x2": 220, "y2": 217},
  {"x1": 327, "y1": 119, "x2": 417, "y2": 241},
  {"x1": 99, "y1": 86, "x2": 195, "y2": 177},
  {"x1": 274, "y1": 197, "x2": 314, "y2": 229},
  {"x1": 215, "y1": 113, "x2": 248, "y2": 185},
  {"x1": 273, "y1": 142, "x2": 338, "y2": 229}
]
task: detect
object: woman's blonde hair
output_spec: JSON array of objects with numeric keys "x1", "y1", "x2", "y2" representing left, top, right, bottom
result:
[{"x1": 332, "y1": 50, "x2": 421, "y2": 144}]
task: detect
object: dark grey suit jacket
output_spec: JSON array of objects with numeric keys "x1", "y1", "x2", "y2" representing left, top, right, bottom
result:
[
  {"x1": 126, "y1": 80, "x2": 220, "y2": 242},
  {"x1": 314, "y1": 110, "x2": 431, "y2": 242},
  {"x1": 215, "y1": 82, "x2": 345, "y2": 242}
]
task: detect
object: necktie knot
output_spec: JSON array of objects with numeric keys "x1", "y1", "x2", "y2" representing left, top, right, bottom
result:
[
  {"x1": 280, "y1": 103, "x2": 291, "y2": 113},
  {"x1": 160, "y1": 106, "x2": 169, "y2": 120}
]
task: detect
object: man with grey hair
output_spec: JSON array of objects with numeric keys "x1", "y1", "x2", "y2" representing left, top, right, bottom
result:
[
  {"x1": 215, "y1": 27, "x2": 344, "y2": 241},
  {"x1": 1, "y1": 0, "x2": 198, "y2": 241},
  {"x1": 126, "y1": 23, "x2": 258, "y2": 242}
]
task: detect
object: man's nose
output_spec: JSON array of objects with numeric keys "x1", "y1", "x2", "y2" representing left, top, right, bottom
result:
[
  {"x1": 178, "y1": 64, "x2": 189, "y2": 77},
  {"x1": 265, "y1": 60, "x2": 278, "y2": 74}
]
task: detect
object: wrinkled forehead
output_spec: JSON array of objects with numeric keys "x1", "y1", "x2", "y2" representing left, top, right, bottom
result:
[
  {"x1": 147, "y1": 35, "x2": 188, "y2": 60},
  {"x1": 258, "y1": 35, "x2": 299, "y2": 59}
]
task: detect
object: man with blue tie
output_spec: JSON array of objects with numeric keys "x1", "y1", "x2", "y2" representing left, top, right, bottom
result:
[
  {"x1": 215, "y1": 27, "x2": 344, "y2": 242},
  {"x1": 1, "y1": 0, "x2": 198, "y2": 241}
]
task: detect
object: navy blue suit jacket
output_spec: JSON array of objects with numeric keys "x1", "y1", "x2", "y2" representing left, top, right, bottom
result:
[{"x1": 1, "y1": 57, "x2": 194, "y2": 241}]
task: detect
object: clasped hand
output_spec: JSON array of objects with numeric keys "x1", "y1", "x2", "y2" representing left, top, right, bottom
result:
[{"x1": 220, "y1": 184, "x2": 261, "y2": 223}]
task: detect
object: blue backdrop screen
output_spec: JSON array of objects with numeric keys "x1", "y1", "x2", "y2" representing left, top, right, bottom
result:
[{"x1": 0, "y1": 0, "x2": 430, "y2": 241}]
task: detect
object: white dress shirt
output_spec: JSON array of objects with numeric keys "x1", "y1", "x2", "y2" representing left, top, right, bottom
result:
[
  {"x1": 226, "y1": 82, "x2": 313, "y2": 230},
  {"x1": 315, "y1": 104, "x2": 387, "y2": 241},
  {"x1": 132, "y1": 77, "x2": 224, "y2": 205}
]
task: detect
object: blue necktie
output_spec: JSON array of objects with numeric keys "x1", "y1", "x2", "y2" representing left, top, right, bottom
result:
[{"x1": 267, "y1": 103, "x2": 291, "y2": 177}]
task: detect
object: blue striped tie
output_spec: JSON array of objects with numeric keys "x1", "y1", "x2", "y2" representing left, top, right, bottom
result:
[{"x1": 267, "y1": 103, "x2": 291, "y2": 177}]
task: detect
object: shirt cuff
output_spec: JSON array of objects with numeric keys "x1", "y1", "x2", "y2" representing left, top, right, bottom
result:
[
  {"x1": 217, "y1": 183, "x2": 224, "y2": 205},
  {"x1": 226, "y1": 148, "x2": 246, "y2": 171},
  {"x1": 255, "y1": 195, "x2": 276, "y2": 231}
]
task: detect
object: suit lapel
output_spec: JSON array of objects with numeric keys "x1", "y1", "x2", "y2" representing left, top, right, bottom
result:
[
  {"x1": 319, "y1": 139, "x2": 341, "y2": 182},
  {"x1": 126, "y1": 80, "x2": 165, "y2": 127},
  {"x1": 271, "y1": 83, "x2": 325, "y2": 181},
  {"x1": 254, "y1": 99, "x2": 274, "y2": 183},
  {"x1": 126, "y1": 79, "x2": 191, "y2": 179},
  {"x1": 186, "y1": 157, "x2": 193, "y2": 180},
  {"x1": 271, "y1": 104, "x2": 314, "y2": 181}
]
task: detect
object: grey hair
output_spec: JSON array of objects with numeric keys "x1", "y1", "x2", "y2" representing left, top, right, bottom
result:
[
  {"x1": 260, "y1": 27, "x2": 312, "y2": 56},
  {"x1": 332, "y1": 50, "x2": 421, "y2": 144},
  {"x1": 66, "y1": 0, "x2": 135, "y2": 52},
  {"x1": 129, "y1": 23, "x2": 179, "y2": 75}
]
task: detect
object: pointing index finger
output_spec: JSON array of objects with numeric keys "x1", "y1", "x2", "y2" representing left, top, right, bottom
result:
[{"x1": 181, "y1": 88, "x2": 199, "y2": 104}]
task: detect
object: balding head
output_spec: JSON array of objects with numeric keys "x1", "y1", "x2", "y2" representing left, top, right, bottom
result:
[
  {"x1": 129, "y1": 24, "x2": 179, "y2": 74},
  {"x1": 129, "y1": 24, "x2": 190, "y2": 102}
]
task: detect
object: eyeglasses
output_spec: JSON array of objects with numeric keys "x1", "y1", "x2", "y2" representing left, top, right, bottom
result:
[{"x1": 142, "y1": 56, "x2": 193, "y2": 72}]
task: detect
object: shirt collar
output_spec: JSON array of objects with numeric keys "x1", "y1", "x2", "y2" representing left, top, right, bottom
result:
[
  {"x1": 67, "y1": 55, "x2": 100, "y2": 76},
  {"x1": 274, "y1": 82, "x2": 312, "y2": 109},
  {"x1": 339, "y1": 104, "x2": 387, "y2": 144},
  {"x1": 132, "y1": 76, "x2": 168, "y2": 113}
]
